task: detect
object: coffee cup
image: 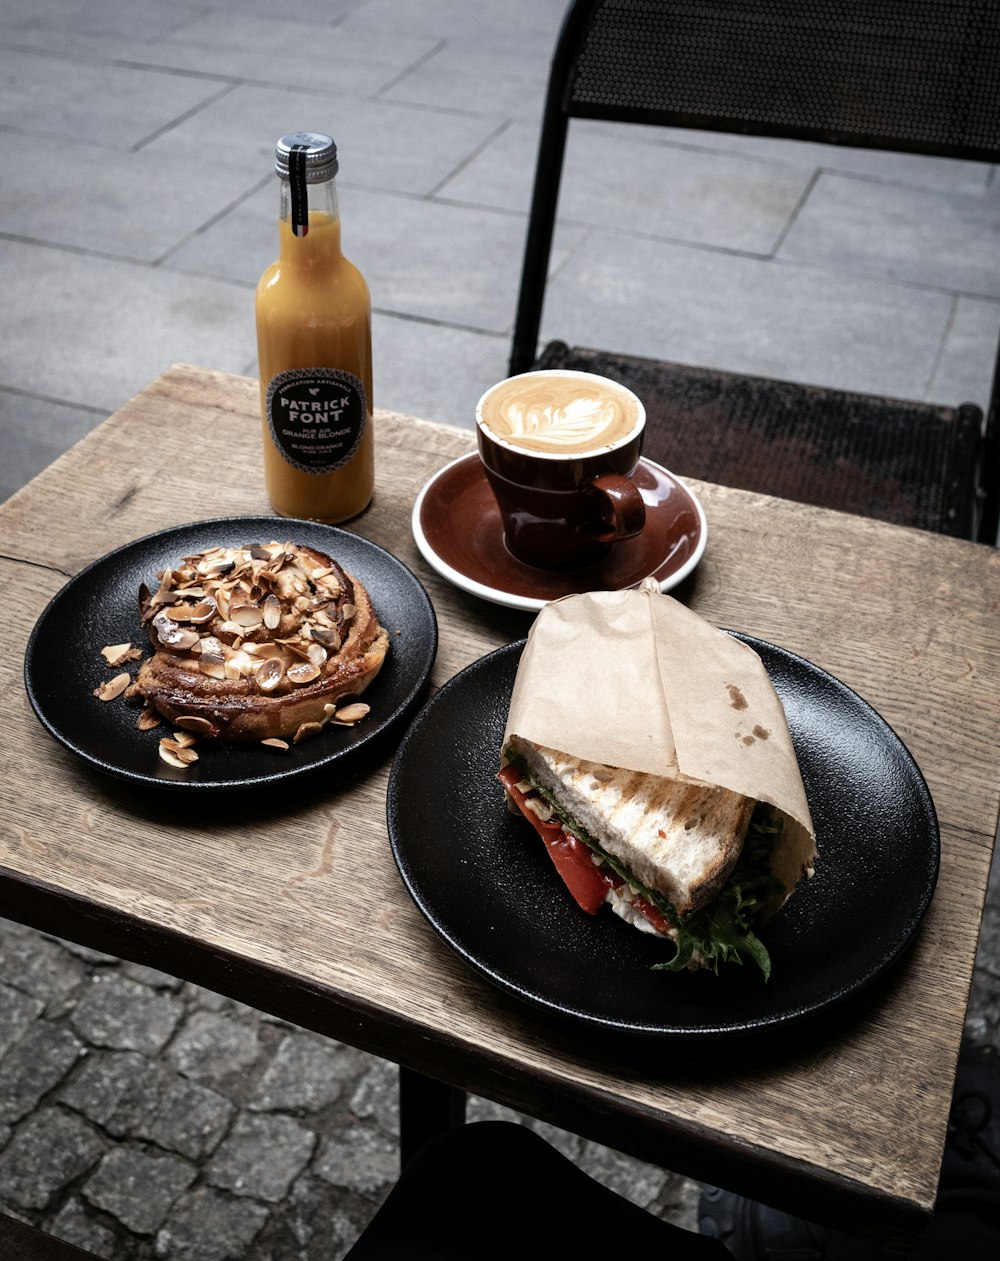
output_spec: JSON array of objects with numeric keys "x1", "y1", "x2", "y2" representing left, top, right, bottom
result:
[{"x1": 475, "y1": 369, "x2": 646, "y2": 569}]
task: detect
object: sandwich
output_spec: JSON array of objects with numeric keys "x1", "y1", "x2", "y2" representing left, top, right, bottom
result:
[
  {"x1": 499, "y1": 738, "x2": 796, "y2": 978},
  {"x1": 497, "y1": 587, "x2": 816, "y2": 979}
]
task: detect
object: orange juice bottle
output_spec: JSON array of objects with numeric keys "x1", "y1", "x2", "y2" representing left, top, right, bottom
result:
[{"x1": 255, "y1": 132, "x2": 374, "y2": 522}]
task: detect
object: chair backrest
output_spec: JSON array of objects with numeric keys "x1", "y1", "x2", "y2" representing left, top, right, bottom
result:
[
  {"x1": 509, "y1": 0, "x2": 1000, "y2": 540},
  {"x1": 551, "y1": 0, "x2": 1000, "y2": 151},
  {"x1": 512, "y1": 0, "x2": 1000, "y2": 372}
]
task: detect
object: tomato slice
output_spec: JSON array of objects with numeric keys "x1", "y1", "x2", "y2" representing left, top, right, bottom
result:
[
  {"x1": 538, "y1": 825, "x2": 610, "y2": 914},
  {"x1": 630, "y1": 893, "x2": 675, "y2": 936},
  {"x1": 498, "y1": 765, "x2": 609, "y2": 913},
  {"x1": 498, "y1": 765, "x2": 678, "y2": 938}
]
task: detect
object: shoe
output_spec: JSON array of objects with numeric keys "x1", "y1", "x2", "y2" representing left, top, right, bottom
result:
[
  {"x1": 698, "y1": 1039, "x2": 1000, "y2": 1259},
  {"x1": 698, "y1": 1183, "x2": 837, "y2": 1259}
]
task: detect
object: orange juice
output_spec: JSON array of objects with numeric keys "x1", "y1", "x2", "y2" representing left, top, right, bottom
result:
[{"x1": 255, "y1": 133, "x2": 373, "y2": 523}]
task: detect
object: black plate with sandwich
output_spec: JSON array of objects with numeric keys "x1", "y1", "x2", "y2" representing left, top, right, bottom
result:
[{"x1": 386, "y1": 637, "x2": 939, "y2": 1038}]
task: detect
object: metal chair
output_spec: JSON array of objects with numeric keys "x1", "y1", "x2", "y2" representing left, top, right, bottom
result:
[{"x1": 510, "y1": 0, "x2": 1000, "y2": 542}]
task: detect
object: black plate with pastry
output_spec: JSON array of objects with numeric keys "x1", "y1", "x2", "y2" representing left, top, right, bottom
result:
[
  {"x1": 25, "y1": 517, "x2": 437, "y2": 792},
  {"x1": 386, "y1": 639, "x2": 940, "y2": 1038}
]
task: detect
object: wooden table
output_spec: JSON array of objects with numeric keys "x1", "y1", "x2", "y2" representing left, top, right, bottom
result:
[{"x1": 3, "y1": 364, "x2": 999, "y2": 1248}]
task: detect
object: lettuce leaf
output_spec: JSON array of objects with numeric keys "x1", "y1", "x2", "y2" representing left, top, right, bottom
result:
[{"x1": 652, "y1": 810, "x2": 784, "y2": 980}]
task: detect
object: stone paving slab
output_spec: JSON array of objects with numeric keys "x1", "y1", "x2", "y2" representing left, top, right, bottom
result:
[
  {"x1": 370, "y1": 316, "x2": 510, "y2": 431},
  {"x1": 0, "y1": 45, "x2": 228, "y2": 147},
  {"x1": 152, "y1": 11, "x2": 442, "y2": 87},
  {"x1": 930, "y1": 296, "x2": 1000, "y2": 409},
  {"x1": 539, "y1": 228, "x2": 960, "y2": 403},
  {"x1": 164, "y1": 181, "x2": 567, "y2": 337},
  {"x1": 0, "y1": 391, "x2": 107, "y2": 508},
  {"x1": 0, "y1": 131, "x2": 265, "y2": 264},
  {"x1": 656, "y1": 127, "x2": 994, "y2": 194},
  {"x1": 141, "y1": 85, "x2": 508, "y2": 201},
  {"x1": 4, "y1": 0, "x2": 998, "y2": 472},
  {"x1": 0, "y1": 240, "x2": 258, "y2": 413},
  {"x1": 779, "y1": 171, "x2": 1000, "y2": 298},
  {"x1": 441, "y1": 118, "x2": 816, "y2": 255}
]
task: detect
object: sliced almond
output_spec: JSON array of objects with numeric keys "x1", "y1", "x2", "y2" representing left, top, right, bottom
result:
[
  {"x1": 293, "y1": 721, "x2": 324, "y2": 744},
  {"x1": 305, "y1": 642, "x2": 328, "y2": 669},
  {"x1": 286, "y1": 661, "x2": 320, "y2": 686},
  {"x1": 334, "y1": 702, "x2": 371, "y2": 725},
  {"x1": 93, "y1": 673, "x2": 131, "y2": 701},
  {"x1": 243, "y1": 641, "x2": 283, "y2": 659},
  {"x1": 262, "y1": 593, "x2": 282, "y2": 630},
  {"x1": 254, "y1": 658, "x2": 284, "y2": 692},
  {"x1": 186, "y1": 597, "x2": 218, "y2": 624},
  {"x1": 159, "y1": 738, "x2": 199, "y2": 768},
  {"x1": 198, "y1": 652, "x2": 227, "y2": 680},
  {"x1": 137, "y1": 707, "x2": 162, "y2": 731},
  {"x1": 101, "y1": 643, "x2": 141, "y2": 667},
  {"x1": 197, "y1": 557, "x2": 235, "y2": 578},
  {"x1": 309, "y1": 625, "x2": 342, "y2": 651},
  {"x1": 230, "y1": 604, "x2": 264, "y2": 629},
  {"x1": 164, "y1": 599, "x2": 216, "y2": 623},
  {"x1": 174, "y1": 716, "x2": 215, "y2": 737},
  {"x1": 148, "y1": 569, "x2": 179, "y2": 610},
  {"x1": 151, "y1": 611, "x2": 200, "y2": 652},
  {"x1": 225, "y1": 649, "x2": 255, "y2": 679},
  {"x1": 278, "y1": 637, "x2": 311, "y2": 661},
  {"x1": 261, "y1": 737, "x2": 290, "y2": 751}
]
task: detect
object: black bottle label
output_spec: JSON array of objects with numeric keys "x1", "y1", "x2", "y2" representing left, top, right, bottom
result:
[{"x1": 265, "y1": 367, "x2": 367, "y2": 474}]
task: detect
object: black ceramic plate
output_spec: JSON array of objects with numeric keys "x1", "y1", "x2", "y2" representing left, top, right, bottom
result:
[
  {"x1": 25, "y1": 517, "x2": 437, "y2": 792},
  {"x1": 387, "y1": 638, "x2": 939, "y2": 1038}
]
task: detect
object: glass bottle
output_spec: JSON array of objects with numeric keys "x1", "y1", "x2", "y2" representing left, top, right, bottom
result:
[{"x1": 255, "y1": 132, "x2": 374, "y2": 522}]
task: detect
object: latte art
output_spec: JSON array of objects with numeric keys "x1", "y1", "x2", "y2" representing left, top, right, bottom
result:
[{"x1": 479, "y1": 372, "x2": 640, "y2": 455}]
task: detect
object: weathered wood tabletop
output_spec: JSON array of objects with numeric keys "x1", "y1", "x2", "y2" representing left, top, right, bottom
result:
[{"x1": 2, "y1": 364, "x2": 999, "y2": 1244}]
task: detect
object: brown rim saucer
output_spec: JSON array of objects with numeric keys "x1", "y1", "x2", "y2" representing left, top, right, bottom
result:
[{"x1": 411, "y1": 454, "x2": 707, "y2": 611}]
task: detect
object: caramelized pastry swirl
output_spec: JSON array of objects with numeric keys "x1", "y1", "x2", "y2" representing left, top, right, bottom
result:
[{"x1": 133, "y1": 541, "x2": 389, "y2": 742}]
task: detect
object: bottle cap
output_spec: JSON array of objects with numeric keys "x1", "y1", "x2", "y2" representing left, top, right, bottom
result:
[{"x1": 274, "y1": 132, "x2": 339, "y2": 182}]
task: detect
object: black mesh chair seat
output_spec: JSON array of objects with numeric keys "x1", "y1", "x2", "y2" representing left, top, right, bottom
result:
[{"x1": 512, "y1": 0, "x2": 1000, "y2": 542}]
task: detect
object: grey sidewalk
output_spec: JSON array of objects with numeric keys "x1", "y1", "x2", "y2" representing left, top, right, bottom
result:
[{"x1": 2, "y1": 2, "x2": 999, "y2": 1258}]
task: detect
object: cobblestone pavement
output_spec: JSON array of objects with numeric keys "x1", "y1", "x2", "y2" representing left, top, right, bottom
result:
[
  {"x1": 0, "y1": 919, "x2": 709, "y2": 1259},
  {"x1": 2, "y1": 856, "x2": 998, "y2": 1259}
]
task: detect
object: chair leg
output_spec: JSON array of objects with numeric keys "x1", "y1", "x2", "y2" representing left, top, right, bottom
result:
[{"x1": 397, "y1": 1067, "x2": 466, "y2": 1168}]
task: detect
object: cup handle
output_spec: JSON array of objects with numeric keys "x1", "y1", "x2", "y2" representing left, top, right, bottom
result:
[{"x1": 587, "y1": 473, "x2": 646, "y2": 542}]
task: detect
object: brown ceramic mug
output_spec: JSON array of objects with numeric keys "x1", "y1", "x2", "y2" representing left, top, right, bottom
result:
[{"x1": 476, "y1": 369, "x2": 646, "y2": 570}]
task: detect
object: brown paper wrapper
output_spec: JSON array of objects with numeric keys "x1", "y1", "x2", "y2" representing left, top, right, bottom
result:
[{"x1": 502, "y1": 587, "x2": 816, "y2": 893}]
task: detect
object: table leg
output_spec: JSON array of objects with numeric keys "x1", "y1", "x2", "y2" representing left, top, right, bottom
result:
[{"x1": 398, "y1": 1067, "x2": 467, "y2": 1167}]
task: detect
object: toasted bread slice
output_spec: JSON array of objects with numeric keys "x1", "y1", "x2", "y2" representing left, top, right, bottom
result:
[{"x1": 506, "y1": 735, "x2": 754, "y2": 917}]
